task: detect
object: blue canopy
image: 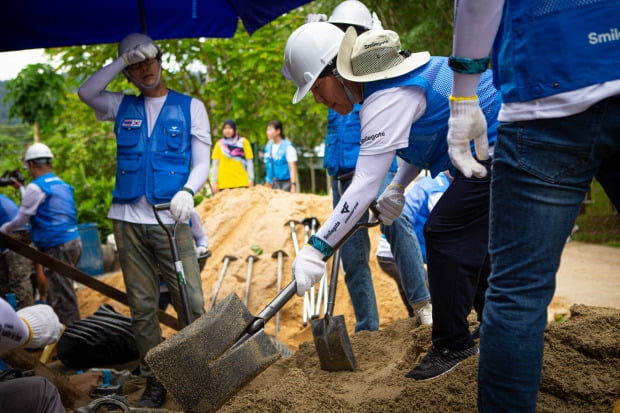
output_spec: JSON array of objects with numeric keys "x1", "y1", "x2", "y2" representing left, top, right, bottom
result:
[{"x1": 2, "y1": 0, "x2": 312, "y2": 52}]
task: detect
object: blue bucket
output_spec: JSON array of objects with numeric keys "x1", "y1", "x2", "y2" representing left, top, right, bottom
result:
[{"x1": 77, "y1": 223, "x2": 104, "y2": 276}]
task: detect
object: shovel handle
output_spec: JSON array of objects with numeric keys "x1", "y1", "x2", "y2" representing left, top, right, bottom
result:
[
  {"x1": 254, "y1": 280, "x2": 297, "y2": 324},
  {"x1": 234, "y1": 281, "x2": 296, "y2": 348},
  {"x1": 152, "y1": 202, "x2": 193, "y2": 324},
  {"x1": 325, "y1": 249, "x2": 341, "y2": 317}
]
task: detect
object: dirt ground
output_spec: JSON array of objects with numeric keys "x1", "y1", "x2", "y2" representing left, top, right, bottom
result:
[{"x1": 74, "y1": 186, "x2": 620, "y2": 412}]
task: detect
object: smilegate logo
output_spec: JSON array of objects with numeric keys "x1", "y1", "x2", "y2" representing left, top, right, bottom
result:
[
  {"x1": 588, "y1": 28, "x2": 620, "y2": 44},
  {"x1": 361, "y1": 131, "x2": 385, "y2": 144},
  {"x1": 324, "y1": 222, "x2": 340, "y2": 240},
  {"x1": 364, "y1": 39, "x2": 389, "y2": 50}
]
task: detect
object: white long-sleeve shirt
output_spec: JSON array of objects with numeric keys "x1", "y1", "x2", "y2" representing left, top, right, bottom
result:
[{"x1": 0, "y1": 298, "x2": 29, "y2": 352}]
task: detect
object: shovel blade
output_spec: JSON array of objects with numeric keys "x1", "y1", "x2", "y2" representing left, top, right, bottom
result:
[
  {"x1": 145, "y1": 293, "x2": 280, "y2": 412},
  {"x1": 310, "y1": 314, "x2": 356, "y2": 371}
]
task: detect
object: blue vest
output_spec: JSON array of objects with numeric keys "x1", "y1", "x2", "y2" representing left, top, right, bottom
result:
[
  {"x1": 31, "y1": 173, "x2": 79, "y2": 248},
  {"x1": 364, "y1": 57, "x2": 501, "y2": 177},
  {"x1": 324, "y1": 105, "x2": 363, "y2": 177},
  {"x1": 0, "y1": 194, "x2": 18, "y2": 226},
  {"x1": 264, "y1": 139, "x2": 294, "y2": 182},
  {"x1": 494, "y1": 0, "x2": 620, "y2": 102},
  {"x1": 113, "y1": 90, "x2": 192, "y2": 204}
]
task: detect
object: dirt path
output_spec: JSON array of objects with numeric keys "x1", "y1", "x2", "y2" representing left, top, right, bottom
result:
[{"x1": 555, "y1": 241, "x2": 620, "y2": 309}]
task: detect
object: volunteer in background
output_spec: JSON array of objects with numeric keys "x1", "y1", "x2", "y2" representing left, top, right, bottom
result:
[
  {"x1": 210, "y1": 119, "x2": 255, "y2": 192},
  {"x1": 1, "y1": 143, "x2": 82, "y2": 325},
  {"x1": 263, "y1": 120, "x2": 298, "y2": 192}
]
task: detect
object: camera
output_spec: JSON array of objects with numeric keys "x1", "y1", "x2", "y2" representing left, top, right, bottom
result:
[{"x1": 0, "y1": 170, "x2": 25, "y2": 187}]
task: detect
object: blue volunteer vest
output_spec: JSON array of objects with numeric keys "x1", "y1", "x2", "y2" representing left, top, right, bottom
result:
[
  {"x1": 30, "y1": 173, "x2": 79, "y2": 248},
  {"x1": 494, "y1": 0, "x2": 620, "y2": 102},
  {"x1": 364, "y1": 57, "x2": 501, "y2": 177},
  {"x1": 264, "y1": 139, "x2": 294, "y2": 182},
  {"x1": 324, "y1": 106, "x2": 363, "y2": 177},
  {"x1": 0, "y1": 194, "x2": 18, "y2": 226},
  {"x1": 113, "y1": 90, "x2": 192, "y2": 204}
]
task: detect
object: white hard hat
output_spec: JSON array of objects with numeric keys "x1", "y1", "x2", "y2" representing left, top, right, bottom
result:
[
  {"x1": 24, "y1": 143, "x2": 54, "y2": 161},
  {"x1": 328, "y1": 0, "x2": 373, "y2": 31},
  {"x1": 282, "y1": 22, "x2": 345, "y2": 104},
  {"x1": 117, "y1": 32, "x2": 161, "y2": 58}
]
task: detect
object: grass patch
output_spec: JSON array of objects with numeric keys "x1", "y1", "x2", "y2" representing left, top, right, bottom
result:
[{"x1": 572, "y1": 179, "x2": 620, "y2": 247}]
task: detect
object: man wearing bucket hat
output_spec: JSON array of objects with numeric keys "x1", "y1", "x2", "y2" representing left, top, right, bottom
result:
[
  {"x1": 447, "y1": 0, "x2": 620, "y2": 411},
  {"x1": 283, "y1": 23, "x2": 501, "y2": 380},
  {"x1": 306, "y1": 1, "x2": 432, "y2": 331},
  {"x1": 78, "y1": 33, "x2": 211, "y2": 408}
]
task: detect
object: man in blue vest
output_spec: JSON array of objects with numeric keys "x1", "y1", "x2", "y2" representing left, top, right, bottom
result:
[
  {"x1": 448, "y1": 0, "x2": 620, "y2": 411},
  {"x1": 1, "y1": 143, "x2": 82, "y2": 325},
  {"x1": 308, "y1": 0, "x2": 432, "y2": 332},
  {"x1": 283, "y1": 23, "x2": 501, "y2": 380},
  {"x1": 78, "y1": 33, "x2": 212, "y2": 408}
]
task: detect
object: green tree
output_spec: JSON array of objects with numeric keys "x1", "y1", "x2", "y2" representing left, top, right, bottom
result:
[
  {"x1": 33, "y1": 0, "x2": 455, "y2": 237},
  {"x1": 3, "y1": 63, "x2": 66, "y2": 142}
]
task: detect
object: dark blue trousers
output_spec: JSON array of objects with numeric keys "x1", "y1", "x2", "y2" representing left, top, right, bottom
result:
[{"x1": 424, "y1": 160, "x2": 491, "y2": 350}]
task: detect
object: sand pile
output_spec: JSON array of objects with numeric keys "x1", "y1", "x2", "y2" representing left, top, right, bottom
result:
[
  {"x1": 76, "y1": 186, "x2": 620, "y2": 412},
  {"x1": 79, "y1": 185, "x2": 411, "y2": 347}
]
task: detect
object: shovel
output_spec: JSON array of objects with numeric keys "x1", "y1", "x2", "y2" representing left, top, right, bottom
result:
[
  {"x1": 210, "y1": 255, "x2": 238, "y2": 310},
  {"x1": 153, "y1": 203, "x2": 193, "y2": 324},
  {"x1": 145, "y1": 202, "x2": 379, "y2": 412},
  {"x1": 244, "y1": 254, "x2": 259, "y2": 307},
  {"x1": 310, "y1": 204, "x2": 381, "y2": 371}
]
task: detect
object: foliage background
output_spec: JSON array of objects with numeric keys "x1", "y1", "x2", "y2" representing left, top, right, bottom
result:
[{"x1": 1, "y1": 0, "x2": 453, "y2": 239}]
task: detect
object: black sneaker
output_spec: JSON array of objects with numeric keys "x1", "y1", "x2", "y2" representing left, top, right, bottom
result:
[
  {"x1": 405, "y1": 345, "x2": 478, "y2": 381},
  {"x1": 136, "y1": 377, "x2": 167, "y2": 408}
]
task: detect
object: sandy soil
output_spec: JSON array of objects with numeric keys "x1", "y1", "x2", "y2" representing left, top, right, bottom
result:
[{"x1": 75, "y1": 186, "x2": 620, "y2": 412}]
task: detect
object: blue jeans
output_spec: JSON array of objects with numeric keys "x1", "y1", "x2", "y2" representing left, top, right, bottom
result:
[
  {"x1": 380, "y1": 171, "x2": 430, "y2": 306},
  {"x1": 479, "y1": 96, "x2": 620, "y2": 412},
  {"x1": 332, "y1": 176, "x2": 378, "y2": 332},
  {"x1": 113, "y1": 220, "x2": 205, "y2": 377}
]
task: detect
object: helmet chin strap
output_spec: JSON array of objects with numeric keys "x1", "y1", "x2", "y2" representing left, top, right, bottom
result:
[
  {"x1": 125, "y1": 66, "x2": 163, "y2": 91},
  {"x1": 333, "y1": 68, "x2": 358, "y2": 104}
]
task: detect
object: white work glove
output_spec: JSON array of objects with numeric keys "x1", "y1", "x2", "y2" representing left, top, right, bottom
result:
[
  {"x1": 293, "y1": 245, "x2": 326, "y2": 296},
  {"x1": 195, "y1": 244, "x2": 208, "y2": 258},
  {"x1": 305, "y1": 13, "x2": 327, "y2": 24},
  {"x1": 169, "y1": 190, "x2": 194, "y2": 222},
  {"x1": 376, "y1": 184, "x2": 405, "y2": 225},
  {"x1": 121, "y1": 43, "x2": 160, "y2": 67},
  {"x1": 17, "y1": 304, "x2": 64, "y2": 349},
  {"x1": 0, "y1": 222, "x2": 10, "y2": 234},
  {"x1": 447, "y1": 97, "x2": 489, "y2": 178}
]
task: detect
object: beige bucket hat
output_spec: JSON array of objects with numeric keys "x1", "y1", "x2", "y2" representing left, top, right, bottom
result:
[{"x1": 336, "y1": 26, "x2": 430, "y2": 82}]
